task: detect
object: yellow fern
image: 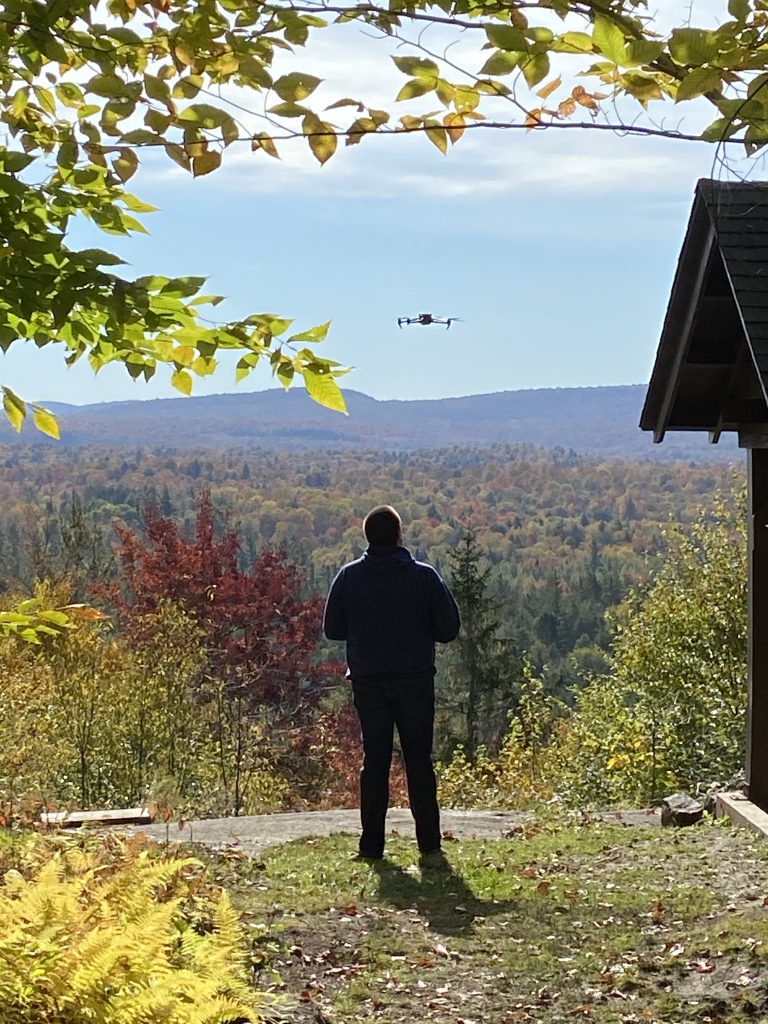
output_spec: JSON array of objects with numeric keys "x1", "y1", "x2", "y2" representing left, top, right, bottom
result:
[{"x1": 0, "y1": 833, "x2": 279, "y2": 1024}]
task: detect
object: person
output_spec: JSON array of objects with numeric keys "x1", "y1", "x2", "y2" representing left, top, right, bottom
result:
[{"x1": 323, "y1": 504, "x2": 461, "y2": 861}]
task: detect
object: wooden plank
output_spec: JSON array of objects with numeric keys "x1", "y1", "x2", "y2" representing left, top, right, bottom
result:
[
  {"x1": 747, "y1": 449, "x2": 768, "y2": 811},
  {"x1": 650, "y1": 220, "x2": 716, "y2": 441},
  {"x1": 40, "y1": 807, "x2": 153, "y2": 828}
]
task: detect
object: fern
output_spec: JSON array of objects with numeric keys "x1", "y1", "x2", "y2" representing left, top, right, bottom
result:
[{"x1": 0, "y1": 834, "x2": 280, "y2": 1024}]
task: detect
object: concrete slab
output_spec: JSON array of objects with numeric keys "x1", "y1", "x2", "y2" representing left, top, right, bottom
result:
[{"x1": 716, "y1": 791, "x2": 768, "y2": 839}]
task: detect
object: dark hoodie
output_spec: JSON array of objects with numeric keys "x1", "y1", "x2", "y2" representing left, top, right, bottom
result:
[{"x1": 323, "y1": 545, "x2": 461, "y2": 678}]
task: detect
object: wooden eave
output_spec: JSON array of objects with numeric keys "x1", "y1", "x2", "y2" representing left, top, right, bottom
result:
[{"x1": 641, "y1": 179, "x2": 768, "y2": 446}]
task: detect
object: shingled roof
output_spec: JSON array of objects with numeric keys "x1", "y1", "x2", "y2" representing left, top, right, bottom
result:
[{"x1": 641, "y1": 179, "x2": 768, "y2": 446}]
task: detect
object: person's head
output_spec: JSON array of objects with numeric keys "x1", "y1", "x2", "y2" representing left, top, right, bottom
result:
[{"x1": 363, "y1": 505, "x2": 403, "y2": 547}]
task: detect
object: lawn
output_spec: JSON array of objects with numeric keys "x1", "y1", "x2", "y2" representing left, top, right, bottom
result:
[{"x1": 201, "y1": 815, "x2": 768, "y2": 1024}]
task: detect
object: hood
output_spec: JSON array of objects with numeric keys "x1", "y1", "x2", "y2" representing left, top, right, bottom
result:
[{"x1": 361, "y1": 545, "x2": 415, "y2": 573}]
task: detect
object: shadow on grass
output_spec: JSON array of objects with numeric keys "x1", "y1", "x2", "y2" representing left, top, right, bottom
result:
[{"x1": 372, "y1": 853, "x2": 515, "y2": 936}]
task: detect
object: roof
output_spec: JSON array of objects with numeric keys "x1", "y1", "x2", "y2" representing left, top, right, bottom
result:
[{"x1": 641, "y1": 179, "x2": 768, "y2": 446}]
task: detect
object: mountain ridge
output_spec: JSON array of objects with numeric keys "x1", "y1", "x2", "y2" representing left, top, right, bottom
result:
[{"x1": 0, "y1": 384, "x2": 740, "y2": 461}]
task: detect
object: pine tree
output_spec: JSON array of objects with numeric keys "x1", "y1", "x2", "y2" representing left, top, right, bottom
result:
[{"x1": 441, "y1": 530, "x2": 522, "y2": 761}]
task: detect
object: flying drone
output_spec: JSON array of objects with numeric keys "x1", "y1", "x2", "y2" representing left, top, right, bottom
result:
[{"x1": 397, "y1": 313, "x2": 460, "y2": 329}]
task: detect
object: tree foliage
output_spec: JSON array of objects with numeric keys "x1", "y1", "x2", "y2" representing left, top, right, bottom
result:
[
  {"x1": 441, "y1": 528, "x2": 523, "y2": 759},
  {"x1": 1, "y1": 0, "x2": 767, "y2": 442}
]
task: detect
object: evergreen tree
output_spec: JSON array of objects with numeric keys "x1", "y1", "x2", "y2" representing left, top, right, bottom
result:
[{"x1": 439, "y1": 530, "x2": 522, "y2": 761}]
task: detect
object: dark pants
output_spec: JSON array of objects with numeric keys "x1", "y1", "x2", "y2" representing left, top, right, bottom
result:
[{"x1": 352, "y1": 672, "x2": 441, "y2": 858}]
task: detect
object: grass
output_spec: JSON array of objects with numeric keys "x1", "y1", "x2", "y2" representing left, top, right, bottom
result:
[{"x1": 198, "y1": 814, "x2": 768, "y2": 1024}]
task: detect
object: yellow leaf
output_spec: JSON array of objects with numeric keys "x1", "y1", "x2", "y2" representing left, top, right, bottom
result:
[
  {"x1": 303, "y1": 369, "x2": 347, "y2": 413},
  {"x1": 192, "y1": 150, "x2": 221, "y2": 177},
  {"x1": 425, "y1": 124, "x2": 448, "y2": 154},
  {"x1": 32, "y1": 407, "x2": 60, "y2": 439},
  {"x1": 1, "y1": 386, "x2": 25, "y2": 432},
  {"x1": 443, "y1": 113, "x2": 465, "y2": 144},
  {"x1": 536, "y1": 76, "x2": 561, "y2": 100},
  {"x1": 172, "y1": 345, "x2": 196, "y2": 368},
  {"x1": 171, "y1": 369, "x2": 193, "y2": 395},
  {"x1": 304, "y1": 116, "x2": 338, "y2": 165},
  {"x1": 251, "y1": 133, "x2": 280, "y2": 159},
  {"x1": 175, "y1": 42, "x2": 196, "y2": 67}
]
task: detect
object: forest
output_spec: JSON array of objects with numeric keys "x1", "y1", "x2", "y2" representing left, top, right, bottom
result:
[
  {"x1": 0, "y1": 441, "x2": 742, "y2": 689},
  {"x1": 0, "y1": 440, "x2": 747, "y2": 823}
]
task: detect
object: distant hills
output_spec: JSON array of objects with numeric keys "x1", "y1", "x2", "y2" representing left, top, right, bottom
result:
[{"x1": 0, "y1": 384, "x2": 741, "y2": 461}]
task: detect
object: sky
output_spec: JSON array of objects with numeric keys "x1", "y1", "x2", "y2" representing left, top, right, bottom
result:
[{"x1": 0, "y1": 0, "x2": 754, "y2": 406}]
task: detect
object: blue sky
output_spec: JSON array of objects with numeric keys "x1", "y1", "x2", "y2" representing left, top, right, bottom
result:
[{"x1": 0, "y1": 0, "x2": 748, "y2": 405}]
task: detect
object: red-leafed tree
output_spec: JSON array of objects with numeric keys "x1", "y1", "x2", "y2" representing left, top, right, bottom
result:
[
  {"x1": 109, "y1": 489, "x2": 323, "y2": 711},
  {"x1": 102, "y1": 490, "x2": 327, "y2": 814}
]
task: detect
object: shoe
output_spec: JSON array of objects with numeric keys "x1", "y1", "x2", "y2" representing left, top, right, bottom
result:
[
  {"x1": 352, "y1": 851, "x2": 383, "y2": 863},
  {"x1": 419, "y1": 849, "x2": 448, "y2": 870}
]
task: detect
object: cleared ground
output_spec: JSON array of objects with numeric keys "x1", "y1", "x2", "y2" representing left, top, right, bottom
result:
[{"x1": 188, "y1": 812, "x2": 768, "y2": 1024}]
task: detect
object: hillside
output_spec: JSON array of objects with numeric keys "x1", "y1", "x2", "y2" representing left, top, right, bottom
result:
[{"x1": 1, "y1": 384, "x2": 740, "y2": 460}]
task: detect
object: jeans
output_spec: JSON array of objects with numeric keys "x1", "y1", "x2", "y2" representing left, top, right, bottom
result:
[{"x1": 352, "y1": 672, "x2": 441, "y2": 858}]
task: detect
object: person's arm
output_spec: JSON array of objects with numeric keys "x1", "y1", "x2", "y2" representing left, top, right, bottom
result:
[
  {"x1": 429, "y1": 570, "x2": 461, "y2": 643},
  {"x1": 323, "y1": 568, "x2": 347, "y2": 640}
]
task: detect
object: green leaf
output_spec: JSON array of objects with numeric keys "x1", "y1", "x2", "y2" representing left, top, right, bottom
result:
[
  {"x1": 273, "y1": 72, "x2": 322, "y2": 102},
  {"x1": 485, "y1": 25, "x2": 529, "y2": 51},
  {"x1": 728, "y1": 0, "x2": 749, "y2": 22},
  {"x1": 88, "y1": 74, "x2": 130, "y2": 99},
  {"x1": 31, "y1": 406, "x2": 60, "y2": 439},
  {"x1": 669, "y1": 28, "x2": 720, "y2": 66},
  {"x1": 424, "y1": 122, "x2": 448, "y2": 153},
  {"x1": 521, "y1": 53, "x2": 550, "y2": 88},
  {"x1": 3, "y1": 151, "x2": 34, "y2": 173},
  {"x1": 55, "y1": 82, "x2": 84, "y2": 108},
  {"x1": 479, "y1": 51, "x2": 522, "y2": 76},
  {"x1": 176, "y1": 103, "x2": 228, "y2": 128},
  {"x1": 675, "y1": 67, "x2": 722, "y2": 102},
  {"x1": 2, "y1": 387, "x2": 25, "y2": 432},
  {"x1": 303, "y1": 368, "x2": 346, "y2": 413},
  {"x1": 113, "y1": 149, "x2": 139, "y2": 182},
  {"x1": 288, "y1": 321, "x2": 331, "y2": 343},
  {"x1": 33, "y1": 86, "x2": 56, "y2": 115},
  {"x1": 11, "y1": 87, "x2": 29, "y2": 117},
  {"x1": 396, "y1": 78, "x2": 434, "y2": 101},
  {"x1": 172, "y1": 75, "x2": 204, "y2": 100},
  {"x1": 165, "y1": 144, "x2": 191, "y2": 172},
  {"x1": 392, "y1": 56, "x2": 440, "y2": 77},
  {"x1": 325, "y1": 97, "x2": 364, "y2": 111},
  {"x1": 553, "y1": 32, "x2": 593, "y2": 54},
  {"x1": 171, "y1": 369, "x2": 193, "y2": 395},
  {"x1": 624, "y1": 40, "x2": 665, "y2": 67},
  {"x1": 593, "y1": 16, "x2": 627, "y2": 65},
  {"x1": 144, "y1": 74, "x2": 170, "y2": 103},
  {"x1": 267, "y1": 101, "x2": 309, "y2": 118}
]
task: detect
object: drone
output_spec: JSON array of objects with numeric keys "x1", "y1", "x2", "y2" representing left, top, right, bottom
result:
[{"x1": 397, "y1": 313, "x2": 460, "y2": 329}]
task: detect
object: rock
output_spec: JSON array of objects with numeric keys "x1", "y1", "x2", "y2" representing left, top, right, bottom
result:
[{"x1": 660, "y1": 792, "x2": 709, "y2": 827}]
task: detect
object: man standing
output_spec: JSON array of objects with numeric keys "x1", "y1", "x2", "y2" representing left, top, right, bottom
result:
[{"x1": 323, "y1": 505, "x2": 461, "y2": 861}]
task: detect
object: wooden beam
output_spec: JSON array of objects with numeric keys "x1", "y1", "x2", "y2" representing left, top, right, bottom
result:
[
  {"x1": 652, "y1": 224, "x2": 715, "y2": 441},
  {"x1": 747, "y1": 449, "x2": 768, "y2": 811},
  {"x1": 40, "y1": 807, "x2": 153, "y2": 828}
]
